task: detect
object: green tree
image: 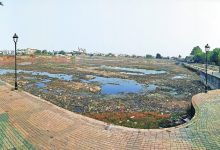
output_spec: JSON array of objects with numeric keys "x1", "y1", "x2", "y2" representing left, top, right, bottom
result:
[
  {"x1": 131, "y1": 54, "x2": 136, "y2": 58},
  {"x1": 146, "y1": 54, "x2": 153, "y2": 59},
  {"x1": 47, "y1": 51, "x2": 53, "y2": 55},
  {"x1": 42, "y1": 50, "x2": 48, "y2": 55},
  {"x1": 211, "y1": 48, "x2": 220, "y2": 65},
  {"x1": 218, "y1": 55, "x2": 220, "y2": 65},
  {"x1": 58, "y1": 50, "x2": 66, "y2": 55},
  {"x1": 156, "y1": 53, "x2": 162, "y2": 59},
  {"x1": 207, "y1": 51, "x2": 213, "y2": 63},
  {"x1": 190, "y1": 46, "x2": 203, "y2": 55},
  {"x1": 194, "y1": 52, "x2": 205, "y2": 63},
  {"x1": 188, "y1": 46, "x2": 220, "y2": 65},
  {"x1": 34, "y1": 50, "x2": 42, "y2": 55},
  {"x1": 105, "y1": 53, "x2": 115, "y2": 57},
  {"x1": 190, "y1": 46, "x2": 205, "y2": 63},
  {"x1": 54, "y1": 51, "x2": 58, "y2": 55}
]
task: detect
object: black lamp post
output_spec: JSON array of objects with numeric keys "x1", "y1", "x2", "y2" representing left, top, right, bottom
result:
[
  {"x1": 13, "y1": 33, "x2": 18, "y2": 90},
  {"x1": 205, "y1": 44, "x2": 210, "y2": 93}
]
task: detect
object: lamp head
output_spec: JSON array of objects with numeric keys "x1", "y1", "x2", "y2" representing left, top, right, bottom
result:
[
  {"x1": 13, "y1": 33, "x2": 18, "y2": 43},
  {"x1": 205, "y1": 44, "x2": 210, "y2": 52}
]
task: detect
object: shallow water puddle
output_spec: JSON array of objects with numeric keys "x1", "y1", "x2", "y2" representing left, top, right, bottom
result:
[
  {"x1": 172, "y1": 74, "x2": 187, "y2": 79},
  {"x1": 100, "y1": 65, "x2": 166, "y2": 75},
  {"x1": 0, "y1": 69, "x2": 72, "y2": 81},
  {"x1": 82, "y1": 76, "x2": 145, "y2": 94},
  {"x1": 147, "y1": 84, "x2": 157, "y2": 91},
  {"x1": 35, "y1": 79, "x2": 51, "y2": 88}
]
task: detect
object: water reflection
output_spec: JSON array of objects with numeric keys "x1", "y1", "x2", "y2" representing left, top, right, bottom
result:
[{"x1": 82, "y1": 76, "x2": 144, "y2": 94}]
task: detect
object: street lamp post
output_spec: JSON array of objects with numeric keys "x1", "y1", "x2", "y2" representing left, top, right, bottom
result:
[
  {"x1": 205, "y1": 44, "x2": 210, "y2": 93},
  {"x1": 13, "y1": 33, "x2": 18, "y2": 90}
]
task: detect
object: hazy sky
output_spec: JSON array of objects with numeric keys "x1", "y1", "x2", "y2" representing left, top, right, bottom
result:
[{"x1": 1, "y1": 0, "x2": 220, "y2": 57}]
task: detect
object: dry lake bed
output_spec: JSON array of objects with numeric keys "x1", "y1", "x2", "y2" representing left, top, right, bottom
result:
[{"x1": 0, "y1": 56, "x2": 204, "y2": 129}]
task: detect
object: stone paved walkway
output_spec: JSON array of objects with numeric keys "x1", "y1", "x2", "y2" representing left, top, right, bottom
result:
[{"x1": 0, "y1": 82, "x2": 220, "y2": 149}]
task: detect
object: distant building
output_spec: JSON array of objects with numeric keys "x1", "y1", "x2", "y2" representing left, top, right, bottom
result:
[
  {"x1": 71, "y1": 47, "x2": 87, "y2": 56},
  {"x1": 72, "y1": 50, "x2": 82, "y2": 56},
  {"x1": 170, "y1": 57, "x2": 178, "y2": 60},
  {"x1": 93, "y1": 53, "x2": 105, "y2": 56},
  {"x1": 163, "y1": 56, "x2": 170, "y2": 59},
  {"x1": 105, "y1": 53, "x2": 116, "y2": 57},
  {"x1": 78, "y1": 47, "x2": 86, "y2": 54},
  {"x1": 118, "y1": 54, "x2": 130, "y2": 57},
  {"x1": 0, "y1": 50, "x2": 15, "y2": 55},
  {"x1": 17, "y1": 48, "x2": 37, "y2": 55},
  {"x1": 26, "y1": 48, "x2": 37, "y2": 55},
  {"x1": 17, "y1": 49, "x2": 26, "y2": 55},
  {"x1": 55, "y1": 54, "x2": 65, "y2": 57},
  {"x1": 65, "y1": 52, "x2": 73, "y2": 56}
]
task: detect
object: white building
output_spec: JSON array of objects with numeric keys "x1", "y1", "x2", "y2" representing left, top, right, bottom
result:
[{"x1": 0, "y1": 50, "x2": 15, "y2": 55}]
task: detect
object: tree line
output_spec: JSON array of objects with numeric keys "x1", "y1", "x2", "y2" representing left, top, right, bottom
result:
[{"x1": 188, "y1": 46, "x2": 220, "y2": 65}]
